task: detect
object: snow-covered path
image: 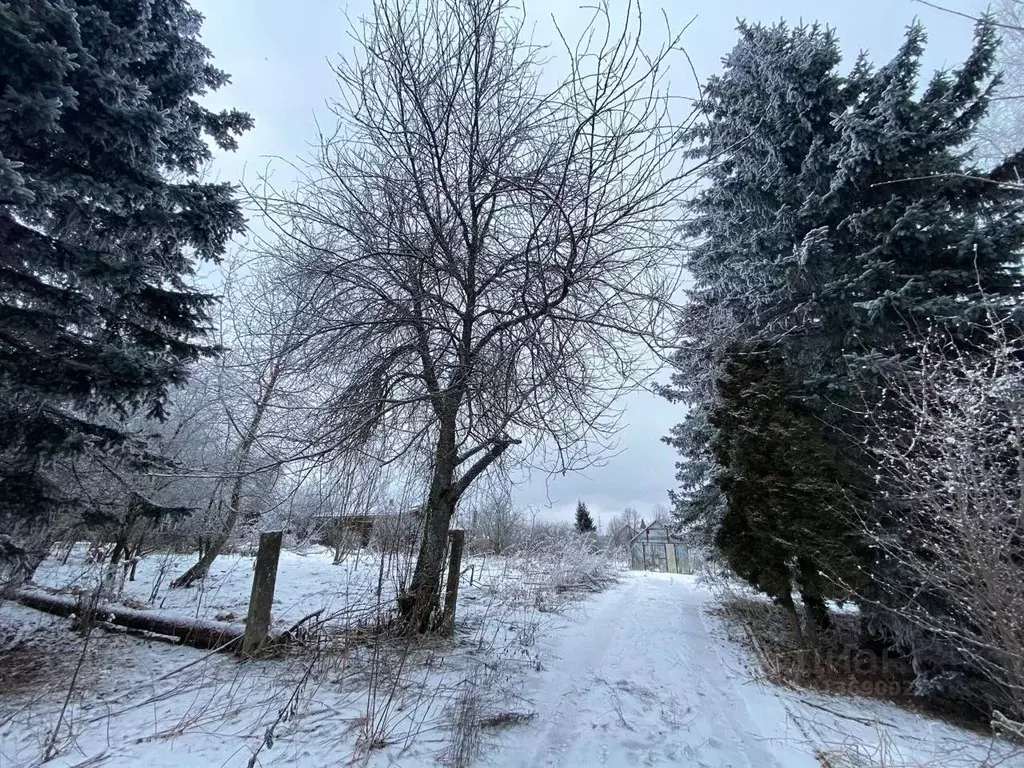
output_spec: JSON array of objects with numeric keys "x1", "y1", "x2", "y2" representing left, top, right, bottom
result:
[
  {"x1": 493, "y1": 571, "x2": 817, "y2": 768},
  {"x1": 2, "y1": 556, "x2": 1012, "y2": 767}
]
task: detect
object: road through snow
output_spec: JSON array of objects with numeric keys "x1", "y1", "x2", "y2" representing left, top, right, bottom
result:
[{"x1": 493, "y1": 571, "x2": 818, "y2": 768}]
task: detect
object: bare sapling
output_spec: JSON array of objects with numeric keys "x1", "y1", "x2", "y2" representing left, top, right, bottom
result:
[
  {"x1": 850, "y1": 316, "x2": 1024, "y2": 722},
  {"x1": 173, "y1": 266, "x2": 307, "y2": 587}
]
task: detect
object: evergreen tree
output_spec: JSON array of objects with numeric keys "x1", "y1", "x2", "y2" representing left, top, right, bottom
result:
[
  {"x1": 823, "y1": 21, "x2": 1024, "y2": 369},
  {"x1": 575, "y1": 501, "x2": 595, "y2": 534},
  {"x1": 663, "y1": 17, "x2": 1024, "y2": 672},
  {"x1": 819, "y1": 20, "x2": 1024, "y2": 690},
  {"x1": 710, "y1": 346, "x2": 866, "y2": 643},
  {"x1": 661, "y1": 21, "x2": 853, "y2": 545},
  {"x1": 0, "y1": 1, "x2": 252, "y2": 566},
  {"x1": 664, "y1": 17, "x2": 1024, "y2": 543}
]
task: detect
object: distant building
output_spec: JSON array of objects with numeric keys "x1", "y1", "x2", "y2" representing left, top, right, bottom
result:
[
  {"x1": 309, "y1": 514, "x2": 378, "y2": 548},
  {"x1": 309, "y1": 507, "x2": 424, "y2": 549},
  {"x1": 628, "y1": 520, "x2": 691, "y2": 574}
]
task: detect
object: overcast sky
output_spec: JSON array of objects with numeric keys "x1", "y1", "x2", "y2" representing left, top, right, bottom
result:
[{"x1": 192, "y1": 0, "x2": 986, "y2": 526}]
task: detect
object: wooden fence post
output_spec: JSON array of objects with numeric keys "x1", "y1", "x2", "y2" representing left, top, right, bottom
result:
[
  {"x1": 440, "y1": 529, "x2": 465, "y2": 636},
  {"x1": 242, "y1": 531, "x2": 283, "y2": 656}
]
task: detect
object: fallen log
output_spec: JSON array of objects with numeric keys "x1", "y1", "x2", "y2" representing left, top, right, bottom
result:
[{"x1": 17, "y1": 589, "x2": 245, "y2": 651}]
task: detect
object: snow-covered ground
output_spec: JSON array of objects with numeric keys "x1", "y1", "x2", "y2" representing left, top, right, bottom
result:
[
  {"x1": 28, "y1": 544, "x2": 406, "y2": 628},
  {"x1": 0, "y1": 550, "x2": 1018, "y2": 767},
  {"x1": 490, "y1": 571, "x2": 1019, "y2": 768}
]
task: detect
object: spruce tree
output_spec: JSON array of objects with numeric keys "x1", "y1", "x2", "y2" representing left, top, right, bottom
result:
[
  {"x1": 823, "y1": 21, "x2": 1024, "y2": 368},
  {"x1": 664, "y1": 16, "x2": 1024, "y2": 543},
  {"x1": 0, "y1": 1, "x2": 252, "y2": 564},
  {"x1": 663, "y1": 16, "x2": 1024, "y2": 694},
  {"x1": 710, "y1": 347, "x2": 865, "y2": 642},
  {"x1": 661, "y1": 21, "x2": 853, "y2": 544},
  {"x1": 574, "y1": 501, "x2": 595, "y2": 534},
  {"x1": 820, "y1": 21, "x2": 1024, "y2": 690}
]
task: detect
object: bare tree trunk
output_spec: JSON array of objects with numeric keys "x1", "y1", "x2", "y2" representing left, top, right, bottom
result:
[
  {"x1": 398, "y1": 418, "x2": 516, "y2": 633},
  {"x1": 125, "y1": 525, "x2": 148, "y2": 582},
  {"x1": 172, "y1": 481, "x2": 244, "y2": 588},
  {"x1": 779, "y1": 591, "x2": 807, "y2": 649},
  {"x1": 798, "y1": 556, "x2": 832, "y2": 644},
  {"x1": 440, "y1": 528, "x2": 465, "y2": 635},
  {"x1": 109, "y1": 515, "x2": 140, "y2": 567},
  {"x1": 401, "y1": 496, "x2": 458, "y2": 632},
  {"x1": 398, "y1": 421, "x2": 459, "y2": 632},
  {"x1": 18, "y1": 589, "x2": 245, "y2": 650},
  {"x1": 109, "y1": 538, "x2": 126, "y2": 566}
]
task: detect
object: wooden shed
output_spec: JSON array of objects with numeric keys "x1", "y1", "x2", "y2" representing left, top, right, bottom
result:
[
  {"x1": 629, "y1": 520, "x2": 691, "y2": 574},
  {"x1": 310, "y1": 514, "x2": 377, "y2": 548}
]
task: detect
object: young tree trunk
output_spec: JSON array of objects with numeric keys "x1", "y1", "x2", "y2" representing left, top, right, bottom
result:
[
  {"x1": 59, "y1": 540, "x2": 75, "y2": 565},
  {"x1": 779, "y1": 591, "x2": 806, "y2": 649},
  {"x1": 440, "y1": 528, "x2": 465, "y2": 635},
  {"x1": 172, "y1": 485, "x2": 244, "y2": 588},
  {"x1": 125, "y1": 527, "x2": 147, "y2": 582},
  {"x1": 110, "y1": 521, "x2": 134, "y2": 567},
  {"x1": 109, "y1": 539, "x2": 127, "y2": 566},
  {"x1": 110, "y1": 514, "x2": 143, "y2": 568},
  {"x1": 797, "y1": 557, "x2": 832, "y2": 643},
  {"x1": 172, "y1": 363, "x2": 281, "y2": 588},
  {"x1": 802, "y1": 591, "x2": 832, "y2": 638}
]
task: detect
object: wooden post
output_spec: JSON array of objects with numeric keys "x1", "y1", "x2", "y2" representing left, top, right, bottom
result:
[
  {"x1": 242, "y1": 531, "x2": 283, "y2": 656},
  {"x1": 440, "y1": 529, "x2": 465, "y2": 635}
]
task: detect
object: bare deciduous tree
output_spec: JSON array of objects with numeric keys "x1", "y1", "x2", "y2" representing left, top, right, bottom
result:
[
  {"x1": 606, "y1": 506, "x2": 642, "y2": 547},
  {"x1": 256, "y1": 0, "x2": 694, "y2": 631},
  {"x1": 851, "y1": 318, "x2": 1024, "y2": 722},
  {"x1": 468, "y1": 484, "x2": 524, "y2": 555},
  {"x1": 975, "y1": 0, "x2": 1024, "y2": 164},
  {"x1": 172, "y1": 264, "x2": 308, "y2": 587}
]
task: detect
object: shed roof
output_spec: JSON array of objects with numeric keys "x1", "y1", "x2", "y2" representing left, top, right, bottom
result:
[{"x1": 627, "y1": 520, "x2": 683, "y2": 546}]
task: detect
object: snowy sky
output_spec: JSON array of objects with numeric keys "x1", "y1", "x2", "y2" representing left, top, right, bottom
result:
[{"x1": 192, "y1": 0, "x2": 984, "y2": 526}]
